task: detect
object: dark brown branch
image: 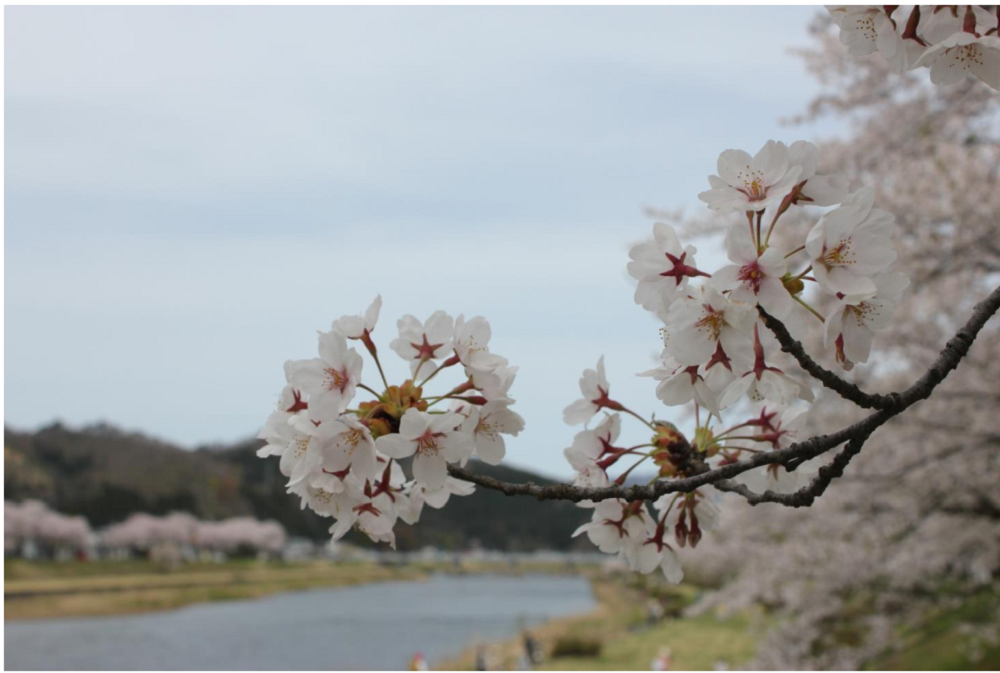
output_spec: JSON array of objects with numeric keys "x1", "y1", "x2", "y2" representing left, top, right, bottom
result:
[
  {"x1": 759, "y1": 308, "x2": 899, "y2": 410},
  {"x1": 448, "y1": 284, "x2": 1000, "y2": 506},
  {"x1": 711, "y1": 432, "x2": 870, "y2": 506}
]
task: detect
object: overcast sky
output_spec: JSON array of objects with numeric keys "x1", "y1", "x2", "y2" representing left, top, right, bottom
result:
[{"x1": 5, "y1": 6, "x2": 839, "y2": 478}]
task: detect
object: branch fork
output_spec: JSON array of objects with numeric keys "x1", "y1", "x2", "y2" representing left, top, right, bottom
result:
[{"x1": 449, "y1": 285, "x2": 1000, "y2": 508}]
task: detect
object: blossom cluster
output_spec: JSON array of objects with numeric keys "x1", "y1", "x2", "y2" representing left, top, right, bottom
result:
[
  {"x1": 5, "y1": 500, "x2": 91, "y2": 553},
  {"x1": 256, "y1": 297, "x2": 523, "y2": 548},
  {"x1": 101, "y1": 512, "x2": 287, "y2": 554},
  {"x1": 563, "y1": 139, "x2": 910, "y2": 582},
  {"x1": 827, "y1": 5, "x2": 1000, "y2": 89}
]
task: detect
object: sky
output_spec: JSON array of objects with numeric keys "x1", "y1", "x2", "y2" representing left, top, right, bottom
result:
[{"x1": 4, "y1": 6, "x2": 840, "y2": 479}]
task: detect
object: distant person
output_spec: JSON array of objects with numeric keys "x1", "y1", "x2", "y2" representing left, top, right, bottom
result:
[
  {"x1": 647, "y1": 598, "x2": 665, "y2": 625},
  {"x1": 475, "y1": 645, "x2": 488, "y2": 671},
  {"x1": 523, "y1": 631, "x2": 543, "y2": 665},
  {"x1": 651, "y1": 646, "x2": 672, "y2": 671}
]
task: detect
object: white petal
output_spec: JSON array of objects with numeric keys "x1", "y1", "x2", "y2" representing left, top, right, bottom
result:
[{"x1": 375, "y1": 434, "x2": 416, "y2": 459}]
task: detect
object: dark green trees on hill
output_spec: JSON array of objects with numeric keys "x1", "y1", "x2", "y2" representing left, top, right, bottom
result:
[{"x1": 4, "y1": 423, "x2": 587, "y2": 551}]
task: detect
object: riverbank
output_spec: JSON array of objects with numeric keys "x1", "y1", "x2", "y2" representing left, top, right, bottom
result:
[
  {"x1": 439, "y1": 574, "x2": 759, "y2": 670},
  {"x1": 4, "y1": 558, "x2": 432, "y2": 620},
  {"x1": 3, "y1": 558, "x2": 587, "y2": 621},
  {"x1": 5, "y1": 573, "x2": 597, "y2": 670}
]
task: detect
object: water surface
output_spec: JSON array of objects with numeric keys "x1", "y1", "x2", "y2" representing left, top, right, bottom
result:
[{"x1": 5, "y1": 573, "x2": 595, "y2": 670}]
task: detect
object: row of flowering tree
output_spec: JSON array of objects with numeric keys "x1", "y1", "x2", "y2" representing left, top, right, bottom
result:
[
  {"x1": 5, "y1": 500, "x2": 91, "y2": 558},
  {"x1": 256, "y1": 5, "x2": 1000, "y2": 588},
  {"x1": 5, "y1": 501, "x2": 287, "y2": 559},
  {"x1": 101, "y1": 512, "x2": 287, "y2": 557}
]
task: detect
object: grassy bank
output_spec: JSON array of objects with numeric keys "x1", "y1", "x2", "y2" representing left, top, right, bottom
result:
[
  {"x1": 868, "y1": 587, "x2": 1000, "y2": 671},
  {"x1": 4, "y1": 558, "x2": 429, "y2": 620},
  {"x1": 439, "y1": 574, "x2": 759, "y2": 671},
  {"x1": 3, "y1": 558, "x2": 590, "y2": 621}
]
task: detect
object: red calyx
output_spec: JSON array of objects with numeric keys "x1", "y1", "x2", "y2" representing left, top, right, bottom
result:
[
  {"x1": 901, "y1": 6, "x2": 928, "y2": 45},
  {"x1": 750, "y1": 325, "x2": 781, "y2": 380},
  {"x1": 746, "y1": 406, "x2": 779, "y2": 432},
  {"x1": 410, "y1": 335, "x2": 445, "y2": 361},
  {"x1": 705, "y1": 343, "x2": 732, "y2": 372},
  {"x1": 285, "y1": 389, "x2": 308, "y2": 413},
  {"x1": 594, "y1": 386, "x2": 625, "y2": 412},
  {"x1": 963, "y1": 5, "x2": 977, "y2": 34},
  {"x1": 660, "y1": 251, "x2": 711, "y2": 282}
]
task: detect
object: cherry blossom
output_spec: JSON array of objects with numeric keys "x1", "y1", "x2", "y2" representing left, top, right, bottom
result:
[
  {"x1": 457, "y1": 399, "x2": 525, "y2": 465},
  {"x1": 663, "y1": 286, "x2": 755, "y2": 367},
  {"x1": 709, "y1": 223, "x2": 792, "y2": 318},
  {"x1": 332, "y1": 295, "x2": 382, "y2": 340},
  {"x1": 390, "y1": 310, "x2": 454, "y2": 374},
  {"x1": 719, "y1": 327, "x2": 814, "y2": 408},
  {"x1": 572, "y1": 499, "x2": 649, "y2": 556},
  {"x1": 329, "y1": 492, "x2": 398, "y2": 548},
  {"x1": 288, "y1": 331, "x2": 363, "y2": 423},
  {"x1": 375, "y1": 409, "x2": 472, "y2": 489},
  {"x1": 627, "y1": 221, "x2": 709, "y2": 311},
  {"x1": 314, "y1": 414, "x2": 380, "y2": 483},
  {"x1": 785, "y1": 140, "x2": 849, "y2": 206},
  {"x1": 805, "y1": 187, "x2": 898, "y2": 296},
  {"x1": 408, "y1": 476, "x2": 476, "y2": 512},
  {"x1": 563, "y1": 356, "x2": 620, "y2": 425},
  {"x1": 5, "y1": 500, "x2": 92, "y2": 555},
  {"x1": 257, "y1": 410, "x2": 324, "y2": 485},
  {"x1": 697, "y1": 140, "x2": 802, "y2": 213},
  {"x1": 629, "y1": 515, "x2": 684, "y2": 583},
  {"x1": 826, "y1": 6, "x2": 897, "y2": 56},
  {"x1": 913, "y1": 31, "x2": 1000, "y2": 90},
  {"x1": 476, "y1": 363, "x2": 519, "y2": 403},
  {"x1": 828, "y1": 3, "x2": 1000, "y2": 91},
  {"x1": 453, "y1": 315, "x2": 507, "y2": 379},
  {"x1": 919, "y1": 6, "x2": 998, "y2": 45},
  {"x1": 824, "y1": 271, "x2": 911, "y2": 367},
  {"x1": 259, "y1": 300, "x2": 518, "y2": 547},
  {"x1": 563, "y1": 413, "x2": 622, "y2": 480},
  {"x1": 288, "y1": 471, "x2": 361, "y2": 517},
  {"x1": 638, "y1": 354, "x2": 719, "y2": 414}
]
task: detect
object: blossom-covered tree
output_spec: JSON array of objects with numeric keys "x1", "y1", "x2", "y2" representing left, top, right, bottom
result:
[
  {"x1": 664, "y1": 9, "x2": 1000, "y2": 668},
  {"x1": 255, "y1": 5, "x2": 1000, "y2": 603},
  {"x1": 5, "y1": 500, "x2": 92, "y2": 557},
  {"x1": 100, "y1": 512, "x2": 287, "y2": 557}
]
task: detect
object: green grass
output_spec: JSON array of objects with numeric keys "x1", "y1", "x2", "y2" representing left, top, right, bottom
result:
[
  {"x1": 4, "y1": 558, "x2": 430, "y2": 619},
  {"x1": 868, "y1": 588, "x2": 1000, "y2": 671},
  {"x1": 4, "y1": 557, "x2": 280, "y2": 581},
  {"x1": 440, "y1": 575, "x2": 759, "y2": 671},
  {"x1": 546, "y1": 611, "x2": 759, "y2": 671}
]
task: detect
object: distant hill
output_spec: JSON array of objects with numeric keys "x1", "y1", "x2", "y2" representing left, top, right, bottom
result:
[{"x1": 4, "y1": 423, "x2": 588, "y2": 551}]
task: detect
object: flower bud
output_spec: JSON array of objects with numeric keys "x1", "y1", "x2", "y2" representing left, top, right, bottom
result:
[
  {"x1": 693, "y1": 426, "x2": 716, "y2": 454},
  {"x1": 654, "y1": 450, "x2": 678, "y2": 478},
  {"x1": 652, "y1": 422, "x2": 686, "y2": 450},
  {"x1": 381, "y1": 381, "x2": 428, "y2": 420},
  {"x1": 674, "y1": 509, "x2": 689, "y2": 548},
  {"x1": 781, "y1": 273, "x2": 805, "y2": 296},
  {"x1": 688, "y1": 510, "x2": 703, "y2": 548}
]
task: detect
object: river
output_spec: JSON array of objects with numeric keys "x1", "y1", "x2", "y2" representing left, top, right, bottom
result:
[{"x1": 4, "y1": 573, "x2": 596, "y2": 670}]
